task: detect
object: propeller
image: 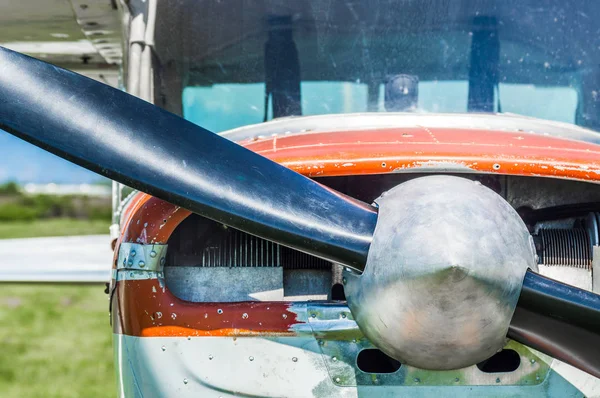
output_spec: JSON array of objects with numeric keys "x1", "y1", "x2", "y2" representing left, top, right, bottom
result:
[{"x1": 1, "y1": 46, "x2": 599, "y2": 378}]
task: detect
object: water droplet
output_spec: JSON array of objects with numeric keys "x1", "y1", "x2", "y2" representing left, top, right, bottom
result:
[
  {"x1": 161, "y1": 345, "x2": 166, "y2": 351},
  {"x1": 242, "y1": 313, "x2": 248, "y2": 319},
  {"x1": 249, "y1": 356, "x2": 254, "y2": 361},
  {"x1": 292, "y1": 357, "x2": 298, "y2": 362}
]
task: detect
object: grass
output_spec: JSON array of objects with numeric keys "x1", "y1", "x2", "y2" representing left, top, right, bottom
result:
[
  {"x1": 0, "y1": 219, "x2": 109, "y2": 239},
  {"x1": 0, "y1": 285, "x2": 114, "y2": 398}
]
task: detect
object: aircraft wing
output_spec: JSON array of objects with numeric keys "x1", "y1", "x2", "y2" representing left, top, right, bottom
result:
[{"x1": 0, "y1": 0, "x2": 122, "y2": 87}]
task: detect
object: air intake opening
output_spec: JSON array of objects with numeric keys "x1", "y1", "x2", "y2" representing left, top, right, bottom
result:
[
  {"x1": 476, "y1": 349, "x2": 520, "y2": 373},
  {"x1": 356, "y1": 349, "x2": 402, "y2": 373}
]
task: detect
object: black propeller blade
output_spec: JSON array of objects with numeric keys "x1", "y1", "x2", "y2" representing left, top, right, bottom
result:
[
  {"x1": 2, "y1": 46, "x2": 600, "y2": 379},
  {"x1": 510, "y1": 270, "x2": 600, "y2": 378},
  {"x1": 0, "y1": 46, "x2": 376, "y2": 271}
]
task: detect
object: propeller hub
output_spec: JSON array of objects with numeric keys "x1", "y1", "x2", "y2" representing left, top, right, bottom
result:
[{"x1": 344, "y1": 175, "x2": 537, "y2": 370}]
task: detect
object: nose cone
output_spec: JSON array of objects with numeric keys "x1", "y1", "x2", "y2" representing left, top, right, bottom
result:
[{"x1": 344, "y1": 175, "x2": 536, "y2": 370}]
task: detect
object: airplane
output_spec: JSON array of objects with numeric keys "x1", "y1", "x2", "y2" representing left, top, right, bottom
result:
[{"x1": 2, "y1": 0, "x2": 600, "y2": 397}]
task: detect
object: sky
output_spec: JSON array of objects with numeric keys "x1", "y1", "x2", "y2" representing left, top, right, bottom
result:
[{"x1": 0, "y1": 129, "x2": 100, "y2": 184}]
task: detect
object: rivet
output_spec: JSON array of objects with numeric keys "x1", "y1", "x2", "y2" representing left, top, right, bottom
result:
[
  {"x1": 171, "y1": 313, "x2": 177, "y2": 320},
  {"x1": 242, "y1": 313, "x2": 248, "y2": 319},
  {"x1": 341, "y1": 313, "x2": 347, "y2": 319},
  {"x1": 335, "y1": 377, "x2": 341, "y2": 384},
  {"x1": 496, "y1": 378, "x2": 501, "y2": 383},
  {"x1": 373, "y1": 378, "x2": 379, "y2": 384},
  {"x1": 128, "y1": 260, "x2": 133, "y2": 266},
  {"x1": 536, "y1": 374, "x2": 540, "y2": 381},
  {"x1": 292, "y1": 357, "x2": 298, "y2": 362},
  {"x1": 183, "y1": 378, "x2": 188, "y2": 384},
  {"x1": 187, "y1": 336, "x2": 191, "y2": 340},
  {"x1": 342, "y1": 277, "x2": 347, "y2": 284},
  {"x1": 138, "y1": 260, "x2": 145, "y2": 268},
  {"x1": 282, "y1": 314, "x2": 288, "y2": 319},
  {"x1": 332, "y1": 356, "x2": 337, "y2": 362},
  {"x1": 160, "y1": 257, "x2": 166, "y2": 266},
  {"x1": 129, "y1": 272, "x2": 135, "y2": 277},
  {"x1": 161, "y1": 345, "x2": 166, "y2": 351},
  {"x1": 130, "y1": 250, "x2": 136, "y2": 257},
  {"x1": 318, "y1": 340, "x2": 324, "y2": 346},
  {"x1": 493, "y1": 163, "x2": 501, "y2": 170},
  {"x1": 530, "y1": 359, "x2": 536, "y2": 364},
  {"x1": 150, "y1": 250, "x2": 157, "y2": 258},
  {"x1": 414, "y1": 378, "x2": 420, "y2": 383},
  {"x1": 208, "y1": 355, "x2": 213, "y2": 360},
  {"x1": 381, "y1": 162, "x2": 386, "y2": 168},
  {"x1": 454, "y1": 378, "x2": 460, "y2": 382},
  {"x1": 311, "y1": 313, "x2": 316, "y2": 318},
  {"x1": 249, "y1": 356, "x2": 254, "y2": 361},
  {"x1": 217, "y1": 309, "x2": 223, "y2": 314}
]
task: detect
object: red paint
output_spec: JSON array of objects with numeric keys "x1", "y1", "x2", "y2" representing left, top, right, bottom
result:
[
  {"x1": 114, "y1": 126, "x2": 600, "y2": 337},
  {"x1": 115, "y1": 279, "x2": 300, "y2": 337}
]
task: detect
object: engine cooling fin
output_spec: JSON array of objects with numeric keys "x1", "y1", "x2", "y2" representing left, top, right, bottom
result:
[
  {"x1": 167, "y1": 214, "x2": 331, "y2": 269},
  {"x1": 538, "y1": 228, "x2": 592, "y2": 269}
]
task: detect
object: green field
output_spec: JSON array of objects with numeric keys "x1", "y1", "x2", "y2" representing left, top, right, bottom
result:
[
  {"x1": 0, "y1": 219, "x2": 109, "y2": 239},
  {"x1": 0, "y1": 285, "x2": 114, "y2": 398}
]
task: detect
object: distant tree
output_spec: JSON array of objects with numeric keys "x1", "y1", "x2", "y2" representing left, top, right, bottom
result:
[{"x1": 0, "y1": 181, "x2": 20, "y2": 195}]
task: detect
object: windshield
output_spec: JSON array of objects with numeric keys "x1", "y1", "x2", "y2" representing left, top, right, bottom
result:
[{"x1": 152, "y1": 1, "x2": 600, "y2": 133}]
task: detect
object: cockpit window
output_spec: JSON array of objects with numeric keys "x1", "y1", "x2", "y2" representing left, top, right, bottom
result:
[{"x1": 160, "y1": 1, "x2": 599, "y2": 132}]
